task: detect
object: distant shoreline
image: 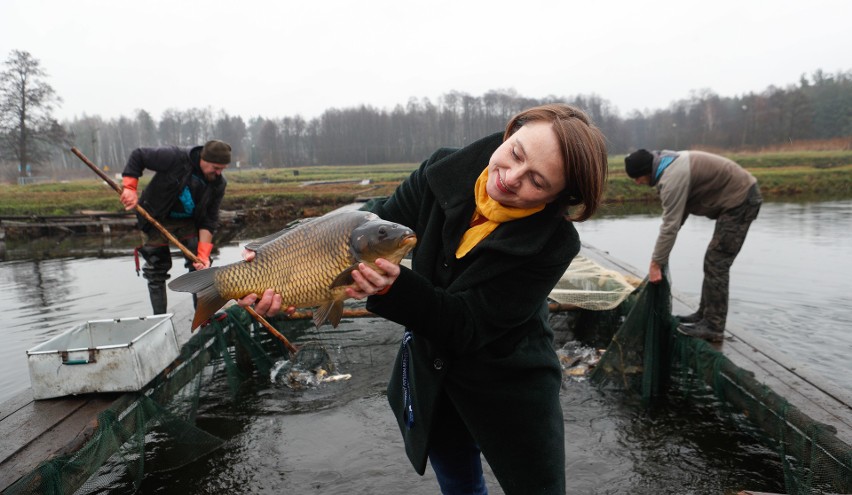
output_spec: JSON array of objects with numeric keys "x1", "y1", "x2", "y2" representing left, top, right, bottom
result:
[{"x1": 1, "y1": 156, "x2": 850, "y2": 219}]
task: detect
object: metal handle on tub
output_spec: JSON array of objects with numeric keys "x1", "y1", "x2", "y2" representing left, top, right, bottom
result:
[{"x1": 61, "y1": 349, "x2": 98, "y2": 365}]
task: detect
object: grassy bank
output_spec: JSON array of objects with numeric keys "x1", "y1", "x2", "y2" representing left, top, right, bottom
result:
[{"x1": 1, "y1": 152, "x2": 851, "y2": 217}]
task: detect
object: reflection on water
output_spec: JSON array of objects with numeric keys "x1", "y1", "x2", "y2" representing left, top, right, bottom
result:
[
  {"x1": 1, "y1": 201, "x2": 850, "y2": 399},
  {"x1": 0, "y1": 253, "x2": 228, "y2": 402},
  {"x1": 0, "y1": 200, "x2": 848, "y2": 493}
]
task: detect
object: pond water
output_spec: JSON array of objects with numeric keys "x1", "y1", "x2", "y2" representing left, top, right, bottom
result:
[
  {"x1": 1, "y1": 199, "x2": 849, "y2": 493},
  {"x1": 574, "y1": 199, "x2": 852, "y2": 390}
]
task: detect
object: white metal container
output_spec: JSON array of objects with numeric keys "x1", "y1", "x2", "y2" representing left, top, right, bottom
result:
[{"x1": 26, "y1": 314, "x2": 179, "y2": 400}]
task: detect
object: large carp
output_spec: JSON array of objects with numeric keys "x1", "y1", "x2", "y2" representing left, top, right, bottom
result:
[{"x1": 168, "y1": 210, "x2": 417, "y2": 329}]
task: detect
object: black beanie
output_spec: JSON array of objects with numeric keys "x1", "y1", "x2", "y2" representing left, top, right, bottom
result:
[
  {"x1": 624, "y1": 149, "x2": 654, "y2": 178},
  {"x1": 201, "y1": 140, "x2": 232, "y2": 164}
]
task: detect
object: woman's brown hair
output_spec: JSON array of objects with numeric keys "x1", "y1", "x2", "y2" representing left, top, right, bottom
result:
[{"x1": 504, "y1": 104, "x2": 608, "y2": 221}]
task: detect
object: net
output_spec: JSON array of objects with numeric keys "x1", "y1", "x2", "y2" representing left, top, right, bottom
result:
[
  {"x1": 587, "y1": 276, "x2": 852, "y2": 494},
  {"x1": 588, "y1": 277, "x2": 672, "y2": 406},
  {"x1": 6, "y1": 266, "x2": 852, "y2": 494},
  {"x1": 549, "y1": 255, "x2": 639, "y2": 311},
  {"x1": 3, "y1": 305, "x2": 301, "y2": 495}
]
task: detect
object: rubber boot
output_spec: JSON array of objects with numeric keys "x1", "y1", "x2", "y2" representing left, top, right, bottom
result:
[
  {"x1": 677, "y1": 312, "x2": 702, "y2": 324},
  {"x1": 148, "y1": 282, "x2": 168, "y2": 315},
  {"x1": 139, "y1": 244, "x2": 172, "y2": 315}
]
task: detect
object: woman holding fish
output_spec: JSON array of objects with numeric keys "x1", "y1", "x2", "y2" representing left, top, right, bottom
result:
[{"x1": 242, "y1": 104, "x2": 608, "y2": 494}]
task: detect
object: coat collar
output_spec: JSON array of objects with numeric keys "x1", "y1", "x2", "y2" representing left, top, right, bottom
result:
[{"x1": 426, "y1": 132, "x2": 501, "y2": 211}]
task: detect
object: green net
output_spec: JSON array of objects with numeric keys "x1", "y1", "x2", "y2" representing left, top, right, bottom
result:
[
  {"x1": 588, "y1": 276, "x2": 852, "y2": 494},
  {"x1": 2, "y1": 305, "x2": 309, "y2": 495},
  {"x1": 674, "y1": 337, "x2": 852, "y2": 494},
  {"x1": 589, "y1": 277, "x2": 672, "y2": 407},
  {"x1": 6, "y1": 272, "x2": 852, "y2": 494}
]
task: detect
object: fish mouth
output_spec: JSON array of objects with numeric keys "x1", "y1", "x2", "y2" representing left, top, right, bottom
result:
[{"x1": 400, "y1": 234, "x2": 417, "y2": 248}]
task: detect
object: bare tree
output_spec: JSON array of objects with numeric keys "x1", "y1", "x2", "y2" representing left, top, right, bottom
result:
[{"x1": 0, "y1": 50, "x2": 67, "y2": 179}]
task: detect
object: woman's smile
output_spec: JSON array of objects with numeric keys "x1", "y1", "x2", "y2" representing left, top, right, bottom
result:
[{"x1": 496, "y1": 170, "x2": 514, "y2": 195}]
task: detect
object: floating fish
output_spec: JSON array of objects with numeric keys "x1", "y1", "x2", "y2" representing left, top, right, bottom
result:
[
  {"x1": 269, "y1": 342, "x2": 348, "y2": 390},
  {"x1": 557, "y1": 343, "x2": 606, "y2": 381},
  {"x1": 169, "y1": 210, "x2": 417, "y2": 329}
]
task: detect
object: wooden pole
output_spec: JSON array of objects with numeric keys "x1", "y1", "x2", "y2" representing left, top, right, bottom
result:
[
  {"x1": 70, "y1": 147, "x2": 198, "y2": 262},
  {"x1": 70, "y1": 147, "x2": 299, "y2": 355}
]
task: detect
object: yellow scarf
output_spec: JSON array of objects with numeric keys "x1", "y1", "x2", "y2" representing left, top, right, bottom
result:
[{"x1": 455, "y1": 168, "x2": 544, "y2": 258}]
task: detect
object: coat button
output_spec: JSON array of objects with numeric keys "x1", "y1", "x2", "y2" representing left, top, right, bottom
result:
[{"x1": 433, "y1": 358, "x2": 444, "y2": 370}]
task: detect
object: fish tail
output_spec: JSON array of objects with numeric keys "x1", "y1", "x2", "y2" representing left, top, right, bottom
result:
[{"x1": 168, "y1": 268, "x2": 229, "y2": 329}]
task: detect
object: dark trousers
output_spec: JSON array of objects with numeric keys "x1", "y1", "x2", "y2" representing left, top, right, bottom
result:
[
  {"x1": 700, "y1": 184, "x2": 762, "y2": 330},
  {"x1": 428, "y1": 397, "x2": 489, "y2": 495},
  {"x1": 138, "y1": 220, "x2": 198, "y2": 315}
]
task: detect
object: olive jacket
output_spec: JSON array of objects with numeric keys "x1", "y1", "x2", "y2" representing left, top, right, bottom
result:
[
  {"x1": 366, "y1": 132, "x2": 579, "y2": 492},
  {"x1": 122, "y1": 145, "x2": 226, "y2": 235}
]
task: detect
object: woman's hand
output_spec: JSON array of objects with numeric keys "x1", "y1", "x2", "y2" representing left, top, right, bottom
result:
[
  {"x1": 234, "y1": 248, "x2": 294, "y2": 316},
  {"x1": 346, "y1": 258, "x2": 400, "y2": 300},
  {"x1": 237, "y1": 288, "x2": 293, "y2": 316}
]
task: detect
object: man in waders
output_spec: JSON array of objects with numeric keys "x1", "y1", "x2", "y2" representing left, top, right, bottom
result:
[
  {"x1": 624, "y1": 149, "x2": 761, "y2": 342},
  {"x1": 119, "y1": 140, "x2": 230, "y2": 314}
]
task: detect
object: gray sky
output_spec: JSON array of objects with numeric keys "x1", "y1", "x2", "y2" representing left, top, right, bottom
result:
[{"x1": 2, "y1": 0, "x2": 850, "y2": 122}]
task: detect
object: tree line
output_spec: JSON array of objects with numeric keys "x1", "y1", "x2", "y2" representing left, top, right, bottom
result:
[{"x1": 1, "y1": 50, "x2": 851, "y2": 182}]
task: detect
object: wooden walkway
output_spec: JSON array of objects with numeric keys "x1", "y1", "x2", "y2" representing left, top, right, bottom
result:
[
  {"x1": 0, "y1": 300, "x2": 201, "y2": 492},
  {"x1": 1, "y1": 243, "x2": 850, "y2": 492},
  {"x1": 0, "y1": 210, "x2": 243, "y2": 239},
  {"x1": 582, "y1": 242, "x2": 852, "y2": 448}
]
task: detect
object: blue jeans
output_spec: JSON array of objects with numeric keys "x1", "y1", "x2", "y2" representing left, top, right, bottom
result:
[
  {"x1": 429, "y1": 440, "x2": 488, "y2": 495},
  {"x1": 428, "y1": 398, "x2": 489, "y2": 495}
]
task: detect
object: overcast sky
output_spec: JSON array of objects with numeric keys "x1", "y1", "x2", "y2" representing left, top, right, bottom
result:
[{"x1": 2, "y1": 0, "x2": 850, "y2": 123}]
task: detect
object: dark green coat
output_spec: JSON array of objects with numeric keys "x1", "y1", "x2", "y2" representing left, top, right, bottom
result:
[{"x1": 366, "y1": 132, "x2": 579, "y2": 493}]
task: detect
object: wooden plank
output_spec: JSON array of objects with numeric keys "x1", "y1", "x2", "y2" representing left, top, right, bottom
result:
[
  {"x1": 0, "y1": 396, "x2": 91, "y2": 462},
  {"x1": 0, "y1": 388, "x2": 33, "y2": 423},
  {"x1": 0, "y1": 298, "x2": 202, "y2": 493},
  {"x1": 0, "y1": 396, "x2": 115, "y2": 490},
  {"x1": 581, "y1": 242, "x2": 852, "y2": 447},
  {"x1": 721, "y1": 333, "x2": 852, "y2": 445}
]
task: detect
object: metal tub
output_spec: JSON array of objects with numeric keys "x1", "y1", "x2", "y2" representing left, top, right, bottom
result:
[{"x1": 26, "y1": 314, "x2": 179, "y2": 400}]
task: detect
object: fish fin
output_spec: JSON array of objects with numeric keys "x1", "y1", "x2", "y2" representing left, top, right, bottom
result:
[
  {"x1": 243, "y1": 218, "x2": 316, "y2": 251},
  {"x1": 327, "y1": 301, "x2": 344, "y2": 328},
  {"x1": 167, "y1": 268, "x2": 228, "y2": 330},
  {"x1": 168, "y1": 267, "x2": 218, "y2": 293},
  {"x1": 191, "y1": 285, "x2": 229, "y2": 330},
  {"x1": 243, "y1": 232, "x2": 285, "y2": 252},
  {"x1": 313, "y1": 300, "x2": 344, "y2": 329},
  {"x1": 330, "y1": 265, "x2": 358, "y2": 288}
]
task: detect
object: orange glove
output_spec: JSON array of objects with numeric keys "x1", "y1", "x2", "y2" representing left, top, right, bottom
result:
[
  {"x1": 122, "y1": 176, "x2": 138, "y2": 192},
  {"x1": 196, "y1": 241, "x2": 214, "y2": 266}
]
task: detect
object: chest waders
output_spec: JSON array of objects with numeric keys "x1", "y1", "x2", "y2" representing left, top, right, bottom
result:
[{"x1": 138, "y1": 220, "x2": 199, "y2": 314}]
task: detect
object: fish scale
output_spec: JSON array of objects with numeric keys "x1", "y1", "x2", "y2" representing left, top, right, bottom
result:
[
  {"x1": 217, "y1": 216, "x2": 355, "y2": 304},
  {"x1": 169, "y1": 210, "x2": 417, "y2": 329}
]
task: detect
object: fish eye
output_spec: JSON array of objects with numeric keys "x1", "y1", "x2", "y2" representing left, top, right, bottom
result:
[{"x1": 378, "y1": 226, "x2": 388, "y2": 238}]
